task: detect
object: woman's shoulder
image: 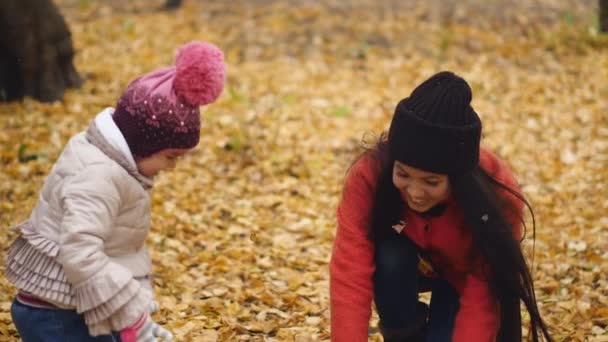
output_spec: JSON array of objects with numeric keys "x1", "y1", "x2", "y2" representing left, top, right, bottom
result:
[
  {"x1": 346, "y1": 150, "x2": 383, "y2": 184},
  {"x1": 479, "y1": 147, "x2": 519, "y2": 188},
  {"x1": 338, "y1": 149, "x2": 386, "y2": 210}
]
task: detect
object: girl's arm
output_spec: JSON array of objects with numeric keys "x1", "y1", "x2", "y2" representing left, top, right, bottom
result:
[
  {"x1": 57, "y1": 164, "x2": 151, "y2": 336},
  {"x1": 330, "y1": 156, "x2": 377, "y2": 342}
]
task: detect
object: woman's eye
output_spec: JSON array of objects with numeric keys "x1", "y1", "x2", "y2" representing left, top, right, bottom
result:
[{"x1": 426, "y1": 181, "x2": 439, "y2": 186}]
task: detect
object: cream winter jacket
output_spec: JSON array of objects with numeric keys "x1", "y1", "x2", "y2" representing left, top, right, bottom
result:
[{"x1": 6, "y1": 108, "x2": 156, "y2": 336}]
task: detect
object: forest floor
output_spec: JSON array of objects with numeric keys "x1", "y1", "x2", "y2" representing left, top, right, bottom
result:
[{"x1": 0, "y1": 0, "x2": 606, "y2": 340}]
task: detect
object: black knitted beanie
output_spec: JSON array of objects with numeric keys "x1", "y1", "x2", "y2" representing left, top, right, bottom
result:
[{"x1": 388, "y1": 71, "x2": 482, "y2": 176}]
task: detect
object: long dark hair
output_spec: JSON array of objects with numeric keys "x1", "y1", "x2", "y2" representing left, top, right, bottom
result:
[{"x1": 365, "y1": 137, "x2": 552, "y2": 342}]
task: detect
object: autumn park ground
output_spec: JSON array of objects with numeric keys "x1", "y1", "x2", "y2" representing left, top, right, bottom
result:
[{"x1": 0, "y1": 0, "x2": 607, "y2": 340}]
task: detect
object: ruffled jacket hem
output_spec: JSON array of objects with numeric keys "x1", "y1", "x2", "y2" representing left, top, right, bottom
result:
[{"x1": 6, "y1": 221, "x2": 75, "y2": 307}]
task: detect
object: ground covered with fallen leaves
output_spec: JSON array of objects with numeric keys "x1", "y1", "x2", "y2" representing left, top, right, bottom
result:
[{"x1": 0, "y1": 0, "x2": 607, "y2": 341}]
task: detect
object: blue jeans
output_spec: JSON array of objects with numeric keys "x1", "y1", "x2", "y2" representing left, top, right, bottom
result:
[
  {"x1": 11, "y1": 300, "x2": 121, "y2": 342},
  {"x1": 374, "y1": 236, "x2": 460, "y2": 342}
]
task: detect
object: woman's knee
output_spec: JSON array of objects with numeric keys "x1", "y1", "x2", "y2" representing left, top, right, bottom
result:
[{"x1": 374, "y1": 237, "x2": 418, "y2": 275}]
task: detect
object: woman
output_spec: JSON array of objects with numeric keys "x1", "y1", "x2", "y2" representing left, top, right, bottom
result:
[{"x1": 330, "y1": 71, "x2": 552, "y2": 341}]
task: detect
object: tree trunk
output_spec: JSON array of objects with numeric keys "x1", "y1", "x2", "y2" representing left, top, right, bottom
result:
[
  {"x1": 0, "y1": 0, "x2": 82, "y2": 103},
  {"x1": 601, "y1": 0, "x2": 608, "y2": 33},
  {"x1": 165, "y1": 0, "x2": 183, "y2": 10}
]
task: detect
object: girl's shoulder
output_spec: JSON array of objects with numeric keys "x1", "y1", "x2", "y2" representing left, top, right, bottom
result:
[
  {"x1": 60, "y1": 134, "x2": 127, "y2": 179},
  {"x1": 64, "y1": 133, "x2": 114, "y2": 167},
  {"x1": 57, "y1": 135, "x2": 138, "y2": 196}
]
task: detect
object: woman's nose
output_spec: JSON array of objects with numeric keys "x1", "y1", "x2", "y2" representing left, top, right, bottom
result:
[{"x1": 407, "y1": 185, "x2": 424, "y2": 199}]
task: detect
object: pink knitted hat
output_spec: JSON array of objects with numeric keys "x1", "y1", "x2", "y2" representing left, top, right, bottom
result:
[{"x1": 113, "y1": 41, "x2": 226, "y2": 159}]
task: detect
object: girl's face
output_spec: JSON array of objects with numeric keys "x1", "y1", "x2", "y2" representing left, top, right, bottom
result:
[
  {"x1": 136, "y1": 148, "x2": 190, "y2": 177},
  {"x1": 392, "y1": 161, "x2": 451, "y2": 213}
]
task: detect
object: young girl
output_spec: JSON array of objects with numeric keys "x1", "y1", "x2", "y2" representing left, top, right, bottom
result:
[
  {"x1": 330, "y1": 71, "x2": 552, "y2": 342},
  {"x1": 5, "y1": 41, "x2": 225, "y2": 341}
]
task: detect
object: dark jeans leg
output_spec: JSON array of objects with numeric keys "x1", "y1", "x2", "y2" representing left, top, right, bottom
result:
[
  {"x1": 426, "y1": 280, "x2": 460, "y2": 342},
  {"x1": 373, "y1": 236, "x2": 420, "y2": 330},
  {"x1": 11, "y1": 299, "x2": 121, "y2": 342}
]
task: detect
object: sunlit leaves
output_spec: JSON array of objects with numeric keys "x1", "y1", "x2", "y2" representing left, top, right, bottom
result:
[{"x1": 0, "y1": 0, "x2": 606, "y2": 341}]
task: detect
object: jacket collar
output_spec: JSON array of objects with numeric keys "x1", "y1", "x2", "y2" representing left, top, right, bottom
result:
[{"x1": 85, "y1": 108, "x2": 154, "y2": 190}]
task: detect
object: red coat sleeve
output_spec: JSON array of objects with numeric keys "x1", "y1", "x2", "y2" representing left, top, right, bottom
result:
[
  {"x1": 450, "y1": 149, "x2": 526, "y2": 341},
  {"x1": 452, "y1": 274, "x2": 500, "y2": 342},
  {"x1": 480, "y1": 148, "x2": 525, "y2": 240},
  {"x1": 330, "y1": 155, "x2": 378, "y2": 342}
]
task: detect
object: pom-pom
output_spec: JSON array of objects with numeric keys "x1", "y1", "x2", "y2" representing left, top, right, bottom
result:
[{"x1": 174, "y1": 41, "x2": 226, "y2": 106}]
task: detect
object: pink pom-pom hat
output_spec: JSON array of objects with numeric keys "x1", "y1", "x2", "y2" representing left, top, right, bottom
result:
[{"x1": 113, "y1": 41, "x2": 226, "y2": 159}]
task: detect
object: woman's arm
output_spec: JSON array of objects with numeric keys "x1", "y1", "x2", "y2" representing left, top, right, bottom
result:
[
  {"x1": 451, "y1": 273, "x2": 499, "y2": 342},
  {"x1": 450, "y1": 149, "x2": 527, "y2": 341},
  {"x1": 330, "y1": 156, "x2": 378, "y2": 342}
]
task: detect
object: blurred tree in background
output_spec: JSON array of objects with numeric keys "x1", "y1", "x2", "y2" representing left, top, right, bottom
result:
[
  {"x1": 601, "y1": 0, "x2": 608, "y2": 32},
  {"x1": 0, "y1": 0, "x2": 82, "y2": 103}
]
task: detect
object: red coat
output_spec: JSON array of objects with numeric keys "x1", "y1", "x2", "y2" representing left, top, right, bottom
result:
[{"x1": 330, "y1": 148, "x2": 523, "y2": 342}]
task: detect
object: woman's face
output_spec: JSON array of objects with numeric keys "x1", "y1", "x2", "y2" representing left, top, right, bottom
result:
[{"x1": 392, "y1": 161, "x2": 451, "y2": 213}]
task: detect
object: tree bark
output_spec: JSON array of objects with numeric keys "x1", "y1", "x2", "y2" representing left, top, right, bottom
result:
[
  {"x1": 165, "y1": 0, "x2": 183, "y2": 10},
  {"x1": 601, "y1": 0, "x2": 608, "y2": 33},
  {"x1": 0, "y1": 0, "x2": 82, "y2": 103}
]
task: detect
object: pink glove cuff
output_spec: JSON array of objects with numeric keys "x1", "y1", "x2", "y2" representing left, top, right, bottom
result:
[{"x1": 120, "y1": 314, "x2": 147, "y2": 342}]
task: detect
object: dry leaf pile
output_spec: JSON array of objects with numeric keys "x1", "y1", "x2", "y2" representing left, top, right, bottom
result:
[{"x1": 0, "y1": 0, "x2": 606, "y2": 341}]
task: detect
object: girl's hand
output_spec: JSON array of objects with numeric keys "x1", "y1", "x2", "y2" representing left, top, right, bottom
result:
[
  {"x1": 120, "y1": 312, "x2": 173, "y2": 342},
  {"x1": 149, "y1": 300, "x2": 161, "y2": 314}
]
